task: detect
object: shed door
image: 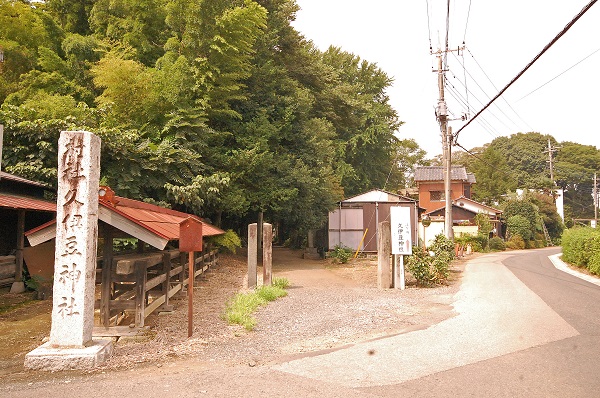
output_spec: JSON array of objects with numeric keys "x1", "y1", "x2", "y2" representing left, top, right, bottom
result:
[{"x1": 363, "y1": 204, "x2": 378, "y2": 252}]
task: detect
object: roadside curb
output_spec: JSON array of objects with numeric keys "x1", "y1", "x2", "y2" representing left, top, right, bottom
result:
[{"x1": 548, "y1": 253, "x2": 600, "y2": 287}]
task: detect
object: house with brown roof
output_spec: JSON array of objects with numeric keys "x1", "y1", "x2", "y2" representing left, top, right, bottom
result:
[
  {"x1": 414, "y1": 166, "x2": 476, "y2": 213},
  {"x1": 414, "y1": 166, "x2": 502, "y2": 244}
]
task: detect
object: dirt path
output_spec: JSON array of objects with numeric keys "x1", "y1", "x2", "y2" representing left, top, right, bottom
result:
[{"x1": 0, "y1": 248, "x2": 466, "y2": 384}]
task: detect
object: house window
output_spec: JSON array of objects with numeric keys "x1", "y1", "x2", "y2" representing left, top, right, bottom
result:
[{"x1": 430, "y1": 191, "x2": 445, "y2": 201}]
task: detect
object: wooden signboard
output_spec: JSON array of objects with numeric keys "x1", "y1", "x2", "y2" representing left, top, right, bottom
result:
[
  {"x1": 180, "y1": 217, "x2": 203, "y2": 337},
  {"x1": 180, "y1": 217, "x2": 203, "y2": 252}
]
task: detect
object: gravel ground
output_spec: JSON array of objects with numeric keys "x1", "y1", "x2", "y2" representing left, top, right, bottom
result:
[{"x1": 98, "y1": 248, "x2": 465, "y2": 371}]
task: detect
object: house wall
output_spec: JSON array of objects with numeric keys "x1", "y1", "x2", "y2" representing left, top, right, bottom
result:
[
  {"x1": 328, "y1": 208, "x2": 364, "y2": 251},
  {"x1": 419, "y1": 221, "x2": 445, "y2": 247},
  {"x1": 454, "y1": 225, "x2": 479, "y2": 237},
  {"x1": 418, "y1": 181, "x2": 469, "y2": 212}
]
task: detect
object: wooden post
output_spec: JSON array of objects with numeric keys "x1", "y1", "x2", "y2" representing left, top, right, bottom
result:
[
  {"x1": 188, "y1": 251, "x2": 194, "y2": 337},
  {"x1": 257, "y1": 212, "x2": 263, "y2": 261},
  {"x1": 134, "y1": 260, "x2": 147, "y2": 327},
  {"x1": 247, "y1": 223, "x2": 258, "y2": 288},
  {"x1": 263, "y1": 223, "x2": 273, "y2": 286},
  {"x1": 14, "y1": 209, "x2": 25, "y2": 282},
  {"x1": 179, "y1": 252, "x2": 186, "y2": 291},
  {"x1": 100, "y1": 227, "x2": 113, "y2": 327},
  {"x1": 394, "y1": 255, "x2": 406, "y2": 290},
  {"x1": 377, "y1": 221, "x2": 391, "y2": 289},
  {"x1": 160, "y1": 252, "x2": 172, "y2": 311}
]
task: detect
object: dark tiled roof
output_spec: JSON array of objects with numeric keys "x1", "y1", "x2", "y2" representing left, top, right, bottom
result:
[
  {"x1": 467, "y1": 173, "x2": 477, "y2": 184},
  {"x1": 414, "y1": 166, "x2": 470, "y2": 182},
  {"x1": 0, "y1": 193, "x2": 56, "y2": 212},
  {"x1": 0, "y1": 171, "x2": 51, "y2": 189}
]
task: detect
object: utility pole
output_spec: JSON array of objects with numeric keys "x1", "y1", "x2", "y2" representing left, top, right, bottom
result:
[
  {"x1": 544, "y1": 139, "x2": 561, "y2": 184},
  {"x1": 594, "y1": 172, "x2": 598, "y2": 227},
  {"x1": 435, "y1": 51, "x2": 453, "y2": 240}
]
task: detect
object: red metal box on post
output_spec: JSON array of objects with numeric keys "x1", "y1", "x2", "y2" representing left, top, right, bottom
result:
[{"x1": 179, "y1": 217, "x2": 203, "y2": 252}]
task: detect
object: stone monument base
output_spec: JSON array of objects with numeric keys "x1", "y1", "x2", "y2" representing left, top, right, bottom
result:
[
  {"x1": 9, "y1": 281, "x2": 25, "y2": 294},
  {"x1": 24, "y1": 339, "x2": 113, "y2": 371},
  {"x1": 303, "y1": 247, "x2": 321, "y2": 260}
]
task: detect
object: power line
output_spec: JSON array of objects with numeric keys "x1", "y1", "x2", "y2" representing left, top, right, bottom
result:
[
  {"x1": 466, "y1": 48, "x2": 534, "y2": 132},
  {"x1": 425, "y1": 0, "x2": 433, "y2": 52},
  {"x1": 449, "y1": 53, "x2": 522, "y2": 131},
  {"x1": 446, "y1": 73, "x2": 514, "y2": 134},
  {"x1": 518, "y1": 46, "x2": 600, "y2": 101},
  {"x1": 462, "y1": 0, "x2": 472, "y2": 44},
  {"x1": 444, "y1": 0, "x2": 451, "y2": 67},
  {"x1": 454, "y1": 0, "x2": 598, "y2": 140}
]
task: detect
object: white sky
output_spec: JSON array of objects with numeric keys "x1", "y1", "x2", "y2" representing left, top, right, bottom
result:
[{"x1": 292, "y1": 0, "x2": 600, "y2": 157}]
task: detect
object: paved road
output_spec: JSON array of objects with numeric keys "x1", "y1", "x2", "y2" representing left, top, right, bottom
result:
[
  {"x1": 360, "y1": 248, "x2": 600, "y2": 397},
  {"x1": 2, "y1": 248, "x2": 598, "y2": 397}
]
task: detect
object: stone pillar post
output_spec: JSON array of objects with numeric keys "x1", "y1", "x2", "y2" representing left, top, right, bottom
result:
[
  {"x1": 25, "y1": 131, "x2": 112, "y2": 370},
  {"x1": 377, "y1": 221, "x2": 391, "y2": 289},
  {"x1": 263, "y1": 223, "x2": 272, "y2": 286},
  {"x1": 303, "y1": 229, "x2": 320, "y2": 259},
  {"x1": 247, "y1": 223, "x2": 257, "y2": 288}
]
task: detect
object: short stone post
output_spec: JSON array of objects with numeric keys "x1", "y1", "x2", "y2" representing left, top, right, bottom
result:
[
  {"x1": 378, "y1": 221, "x2": 391, "y2": 289},
  {"x1": 263, "y1": 223, "x2": 273, "y2": 286},
  {"x1": 303, "y1": 229, "x2": 320, "y2": 259},
  {"x1": 25, "y1": 131, "x2": 112, "y2": 370},
  {"x1": 247, "y1": 223, "x2": 258, "y2": 288}
]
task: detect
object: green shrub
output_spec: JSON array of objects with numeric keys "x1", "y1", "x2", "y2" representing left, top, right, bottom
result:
[
  {"x1": 507, "y1": 215, "x2": 533, "y2": 241},
  {"x1": 209, "y1": 229, "x2": 242, "y2": 254},
  {"x1": 329, "y1": 244, "x2": 353, "y2": 264},
  {"x1": 588, "y1": 252, "x2": 600, "y2": 276},
  {"x1": 429, "y1": 234, "x2": 455, "y2": 257},
  {"x1": 489, "y1": 237, "x2": 506, "y2": 251},
  {"x1": 405, "y1": 248, "x2": 435, "y2": 286},
  {"x1": 561, "y1": 227, "x2": 600, "y2": 266},
  {"x1": 506, "y1": 235, "x2": 525, "y2": 250},
  {"x1": 406, "y1": 233, "x2": 453, "y2": 286}
]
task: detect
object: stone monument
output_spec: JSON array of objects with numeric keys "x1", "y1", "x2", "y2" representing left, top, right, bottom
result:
[{"x1": 25, "y1": 131, "x2": 113, "y2": 370}]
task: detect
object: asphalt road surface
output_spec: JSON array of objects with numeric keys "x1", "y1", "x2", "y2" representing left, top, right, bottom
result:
[{"x1": 2, "y1": 248, "x2": 598, "y2": 397}]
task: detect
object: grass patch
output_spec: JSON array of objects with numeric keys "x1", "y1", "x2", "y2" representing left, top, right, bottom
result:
[{"x1": 224, "y1": 278, "x2": 289, "y2": 330}]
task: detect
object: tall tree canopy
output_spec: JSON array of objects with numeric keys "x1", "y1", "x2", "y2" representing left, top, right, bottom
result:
[{"x1": 0, "y1": 0, "x2": 420, "y2": 245}]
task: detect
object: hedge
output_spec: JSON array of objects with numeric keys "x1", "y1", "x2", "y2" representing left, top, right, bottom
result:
[{"x1": 561, "y1": 227, "x2": 600, "y2": 275}]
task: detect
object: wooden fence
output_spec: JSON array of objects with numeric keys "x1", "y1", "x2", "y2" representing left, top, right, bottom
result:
[{"x1": 94, "y1": 249, "x2": 218, "y2": 331}]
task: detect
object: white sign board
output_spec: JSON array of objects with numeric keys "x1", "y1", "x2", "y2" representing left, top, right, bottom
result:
[{"x1": 390, "y1": 206, "x2": 412, "y2": 255}]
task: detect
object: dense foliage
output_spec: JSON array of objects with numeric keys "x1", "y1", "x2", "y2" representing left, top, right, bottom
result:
[
  {"x1": 406, "y1": 234, "x2": 454, "y2": 286},
  {"x1": 465, "y1": 132, "x2": 599, "y2": 226},
  {"x1": 0, "y1": 0, "x2": 426, "y2": 243},
  {"x1": 561, "y1": 227, "x2": 600, "y2": 275}
]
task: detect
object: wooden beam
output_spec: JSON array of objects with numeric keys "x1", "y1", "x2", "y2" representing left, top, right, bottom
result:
[
  {"x1": 101, "y1": 227, "x2": 114, "y2": 327},
  {"x1": 14, "y1": 210, "x2": 25, "y2": 282}
]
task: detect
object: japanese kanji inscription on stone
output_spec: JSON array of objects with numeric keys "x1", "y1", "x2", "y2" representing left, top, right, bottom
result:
[{"x1": 49, "y1": 131, "x2": 101, "y2": 348}]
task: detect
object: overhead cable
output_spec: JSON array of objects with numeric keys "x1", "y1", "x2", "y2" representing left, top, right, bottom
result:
[
  {"x1": 453, "y1": 0, "x2": 598, "y2": 140},
  {"x1": 518, "y1": 46, "x2": 600, "y2": 101}
]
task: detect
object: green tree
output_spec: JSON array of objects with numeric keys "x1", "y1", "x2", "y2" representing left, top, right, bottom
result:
[
  {"x1": 471, "y1": 146, "x2": 517, "y2": 204},
  {"x1": 507, "y1": 215, "x2": 533, "y2": 241},
  {"x1": 502, "y1": 199, "x2": 540, "y2": 242},
  {"x1": 89, "y1": 0, "x2": 168, "y2": 65},
  {"x1": 555, "y1": 141, "x2": 600, "y2": 223},
  {"x1": 488, "y1": 132, "x2": 555, "y2": 188},
  {"x1": 46, "y1": 0, "x2": 95, "y2": 35}
]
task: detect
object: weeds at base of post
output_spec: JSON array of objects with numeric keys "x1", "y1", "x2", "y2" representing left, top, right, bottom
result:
[{"x1": 223, "y1": 277, "x2": 290, "y2": 330}]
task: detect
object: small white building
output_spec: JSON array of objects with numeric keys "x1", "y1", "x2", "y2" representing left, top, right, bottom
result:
[{"x1": 328, "y1": 189, "x2": 419, "y2": 252}]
